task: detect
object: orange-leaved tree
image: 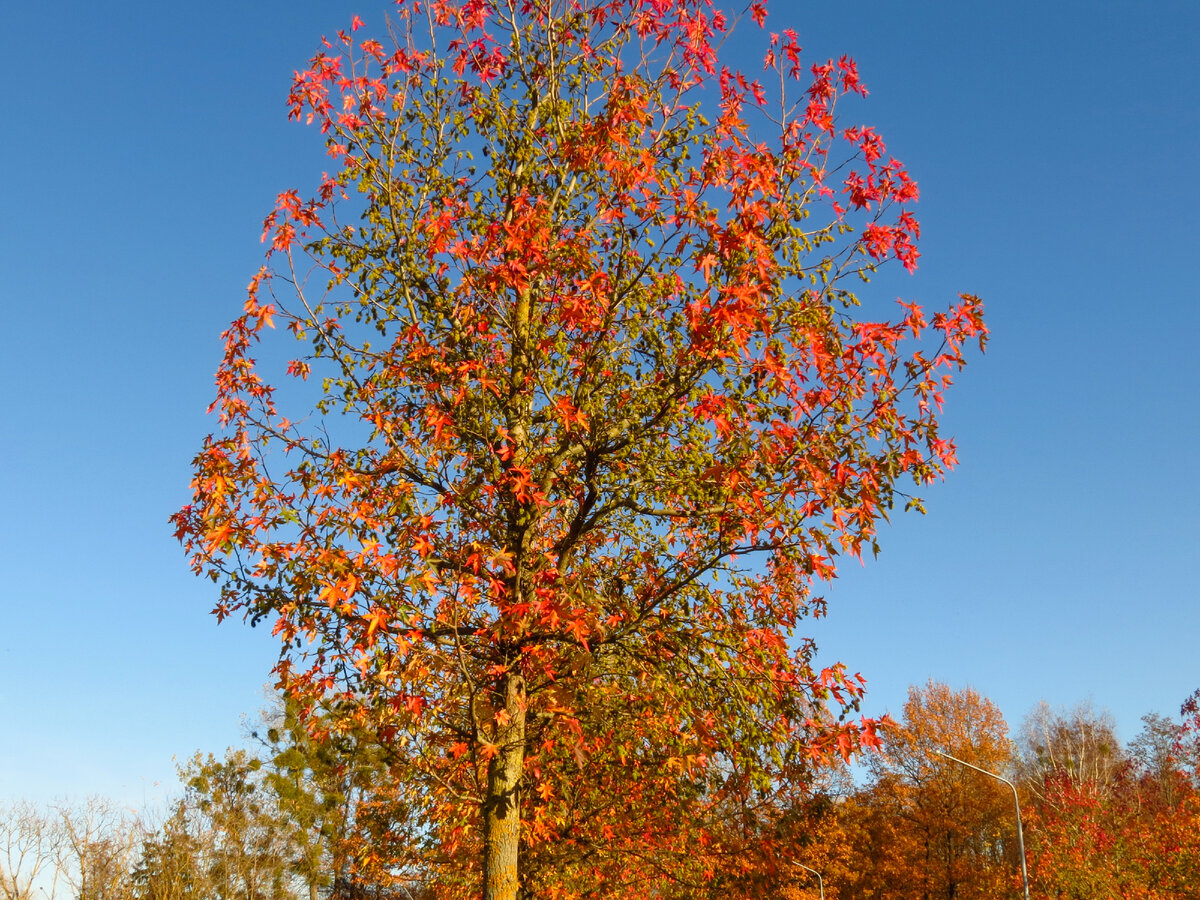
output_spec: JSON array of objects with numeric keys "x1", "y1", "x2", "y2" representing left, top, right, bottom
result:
[
  {"x1": 851, "y1": 681, "x2": 1017, "y2": 900},
  {"x1": 173, "y1": 2, "x2": 985, "y2": 898}
]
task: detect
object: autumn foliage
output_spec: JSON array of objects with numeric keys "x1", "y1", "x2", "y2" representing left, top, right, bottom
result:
[
  {"x1": 173, "y1": 1, "x2": 985, "y2": 897},
  {"x1": 846, "y1": 682, "x2": 1018, "y2": 900},
  {"x1": 1022, "y1": 693, "x2": 1200, "y2": 899},
  {"x1": 820, "y1": 685, "x2": 1200, "y2": 900}
]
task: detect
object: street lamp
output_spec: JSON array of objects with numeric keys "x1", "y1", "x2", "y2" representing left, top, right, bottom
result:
[
  {"x1": 936, "y1": 750, "x2": 1030, "y2": 900},
  {"x1": 796, "y1": 863, "x2": 824, "y2": 900}
]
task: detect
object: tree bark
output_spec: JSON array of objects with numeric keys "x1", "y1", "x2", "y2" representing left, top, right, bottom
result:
[{"x1": 483, "y1": 673, "x2": 526, "y2": 900}]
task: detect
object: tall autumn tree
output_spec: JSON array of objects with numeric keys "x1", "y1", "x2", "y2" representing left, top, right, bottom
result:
[
  {"x1": 850, "y1": 681, "x2": 1017, "y2": 900},
  {"x1": 173, "y1": 2, "x2": 985, "y2": 898}
]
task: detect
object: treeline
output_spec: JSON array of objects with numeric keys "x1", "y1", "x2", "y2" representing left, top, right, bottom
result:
[
  {"x1": 5, "y1": 684, "x2": 1199, "y2": 900},
  {"x1": 800, "y1": 681, "x2": 1200, "y2": 899},
  {"x1": 0, "y1": 703, "x2": 413, "y2": 900}
]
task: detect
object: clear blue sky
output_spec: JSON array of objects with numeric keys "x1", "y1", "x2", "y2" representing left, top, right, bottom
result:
[{"x1": 2, "y1": 0, "x2": 1196, "y2": 806}]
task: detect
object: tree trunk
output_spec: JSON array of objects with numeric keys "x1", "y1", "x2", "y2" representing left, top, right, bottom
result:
[{"x1": 483, "y1": 674, "x2": 526, "y2": 900}]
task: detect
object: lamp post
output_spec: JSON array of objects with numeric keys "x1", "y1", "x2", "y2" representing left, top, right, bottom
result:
[
  {"x1": 936, "y1": 750, "x2": 1030, "y2": 900},
  {"x1": 796, "y1": 863, "x2": 824, "y2": 900}
]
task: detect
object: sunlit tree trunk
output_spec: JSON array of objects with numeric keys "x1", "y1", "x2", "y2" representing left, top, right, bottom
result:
[{"x1": 483, "y1": 674, "x2": 526, "y2": 900}]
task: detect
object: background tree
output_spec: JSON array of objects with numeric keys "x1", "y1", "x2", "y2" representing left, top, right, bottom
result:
[
  {"x1": 57, "y1": 799, "x2": 140, "y2": 900},
  {"x1": 1023, "y1": 763, "x2": 1200, "y2": 899},
  {"x1": 130, "y1": 750, "x2": 299, "y2": 900},
  {"x1": 173, "y1": 1, "x2": 985, "y2": 897},
  {"x1": 773, "y1": 767, "x2": 858, "y2": 900},
  {"x1": 183, "y1": 750, "x2": 297, "y2": 900},
  {"x1": 131, "y1": 800, "x2": 215, "y2": 900},
  {"x1": 1024, "y1": 692, "x2": 1200, "y2": 899},
  {"x1": 0, "y1": 801, "x2": 66, "y2": 900},
  {"x1": 1017, "y1": 700, "x2": 1125, "y2": 807},
  {"x1": 1177, "y1": 688, "x2": 1200, "y2": 786},
  {"x1": 850, "y1": 681, "x2": 1017, "y2": 900},
  {"x1": 251, "y1": 696, "x2": 418, "y2": 900},
  {"x1": 1127, "y1": 711, "x2": 1188, "y2": 808}
]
